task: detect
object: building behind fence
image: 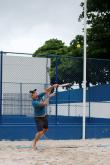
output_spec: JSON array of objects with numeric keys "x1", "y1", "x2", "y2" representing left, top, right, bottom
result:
[{"x1": 2, "y1": 54, "x2": 50, "y2": 115}]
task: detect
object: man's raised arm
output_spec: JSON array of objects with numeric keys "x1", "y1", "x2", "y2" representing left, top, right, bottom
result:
[{"x1": 45, "y1": 84, "x2": 59, "y2": 93}]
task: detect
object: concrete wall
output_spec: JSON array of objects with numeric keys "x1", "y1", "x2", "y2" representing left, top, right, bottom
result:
[
  {"x1": 48, "y1": 102, "x2": 110, "y2": 119},
  {"x1": 2, "y1": 55, "x2": 50, "y2": 115},
  {"x1": 3, "y1": 55, "x2": 50, "y2": 93}
]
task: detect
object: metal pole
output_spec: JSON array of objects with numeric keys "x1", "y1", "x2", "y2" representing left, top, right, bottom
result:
[
  {"x1": 82, "y1": 0, "x2": 87, "y2": 139},
  {"x1": 46, "y1": 58, "x2": 49, "y2": 87},
  {"x1": 0, "y1": 51, "x2": 3, "y2": 117},
  {"x1": 88, "y1": 87, "x2": 91, "y2": 118},
  {"x1": 68, "y1": 89, "x2": 70, "y2": 116},
  {"x1": 55, "y1": 57, "x2": 58, "y2": 124},
  {"x1": 20, "y1": 83, "x2": 22, "y2": 115},
  {"x1": 45, "y1": 58, "x2": 49, "y2": 115}
]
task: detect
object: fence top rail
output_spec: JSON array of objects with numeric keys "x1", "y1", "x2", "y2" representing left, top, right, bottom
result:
[
  {"x1": 3, "y1": 81, "x2": 48, "y2": 85},
  {"x1": 1, "y1": 51, "x2": 83, "y2": 59},
  {"x1": 1, "y1": 51, "x2": 110, "y2": 62}
]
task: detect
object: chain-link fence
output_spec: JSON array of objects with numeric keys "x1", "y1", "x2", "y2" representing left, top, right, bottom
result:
[
  {"x1": 0, "y1": 51, "x2": 110, "y2": 138},
  {"x1": 2, "y1": 82, "x2": 46, "y2": 116},
  {"x1": 86, "y1": 58, "x2": 110, "y2": 119}
]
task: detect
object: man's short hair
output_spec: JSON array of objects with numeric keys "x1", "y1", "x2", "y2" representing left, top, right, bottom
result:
[{"x1": 29, "y1": 89, "x2": 37, "y2": 94}]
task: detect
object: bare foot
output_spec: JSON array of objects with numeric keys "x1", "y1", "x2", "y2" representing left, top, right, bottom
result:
[
  {"x1": 32, "y1": 143, "x2": 37, "y2": 151},
  {"x1": 32, "y1": 145, "x2": 37, "y2": 151}
]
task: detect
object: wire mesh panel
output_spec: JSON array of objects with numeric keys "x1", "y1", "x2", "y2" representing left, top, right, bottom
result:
[
  {"x1": 2, "y1": 52, "x2": 50, "y2": 116},
  {"x1": 3, "y1": 54, "x2": 49, "y2": 84},
  {"x1": 2, "y1": 82, "x2": 46, "y2": 116},
  {"x1": 3, "y1": 82, "x2": 21, "y2": 115},
  {"x1": 1, "y1": 52, "x2": 110, "y2": 139},
  {"x1": 2, "y1": 53, "x2": 85, "y2": 125},
  {"x1": 86, "y1": 58, "x2": 110, "y2": 119},
  {"x1": 85, "y1": 58, "x2": 110, "y2": 138},
  {"x1": 49, "y1": 56, "x2": 85, "y2": 124},
  {"x1": 0, "y1": 51, "x2": 3, "y2": 116}
]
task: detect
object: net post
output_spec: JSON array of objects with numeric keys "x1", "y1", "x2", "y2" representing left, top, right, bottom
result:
[
  {"x1": 55, "y1": 57, "x2": 58, "y2": 124},
  {"x1": 82, "y1": 0, "x2": 87, "y2": 139},
  {"x1": 0, "y1": 51, "x2": 3, "y2": 120}
]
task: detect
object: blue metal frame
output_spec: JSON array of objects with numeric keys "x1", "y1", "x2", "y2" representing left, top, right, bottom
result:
[
  {"x1": 0, "y1": 51, "x2": 3, "y2": 118},
  {"x1": 55, "y1": 57, "x2": 58, "y2": 123}
]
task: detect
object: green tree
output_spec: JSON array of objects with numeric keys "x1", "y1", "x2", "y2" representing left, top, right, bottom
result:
[
  {"x1": 68, "y1": 35, "x2": 83, "y2": 57},
  {"x1": 79, "y1": 0, "x2": 110, "y2": 59},
  {"x1": 33, "y1": 39, "x2": 69, "y2": 84},
  {"x1": 33, "y1": 39, "x2": 68, "y2": 57},
  {"x1": 59, "y1": 35, "x2": 84, "y2": 87},
  {"x1": 33, "y1": 38, "x2": 84, "y2": 86},
  {"x1": 79, "y1": 0, "x2": 110, "y2": 86}
]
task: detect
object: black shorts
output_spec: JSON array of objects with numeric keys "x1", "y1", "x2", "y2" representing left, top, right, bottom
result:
[{"x1": 34, "y1": 116, "x2": 48, "y2": 132}]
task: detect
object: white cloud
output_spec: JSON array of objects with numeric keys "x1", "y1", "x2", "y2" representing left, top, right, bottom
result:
[{"x1": 0, "y1": 0, "x2": 83, "y2": 53}]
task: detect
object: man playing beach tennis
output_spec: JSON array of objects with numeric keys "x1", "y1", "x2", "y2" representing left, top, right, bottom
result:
[{"x1": 29, "y1": 84, "x2": 59, "y2": 150}]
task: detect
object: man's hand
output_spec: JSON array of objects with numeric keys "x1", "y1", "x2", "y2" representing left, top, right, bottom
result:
[
  {"x1": 53, "y1": 84, "x2": 59, "y2": 88},
  {"x1": 45, "y1": 84, "x2": 59, "y2": 94}
]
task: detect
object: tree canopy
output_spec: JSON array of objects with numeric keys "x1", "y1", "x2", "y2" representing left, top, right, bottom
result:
[
  {"x1": 33, "y1": 0, "x2": 110, "y2": 87},
  {"x1": 79, "y1": 0, "x2": 110, "y2": 59},
  {"x1": 33, "y1": 39, "x2": 68, "y2": 56},
  {"x1": 33, "y1": 37, "x2": 83, "y2": 86},
  {"x1": 79, "y1": 0, "x2": 110, "y2": 86}
]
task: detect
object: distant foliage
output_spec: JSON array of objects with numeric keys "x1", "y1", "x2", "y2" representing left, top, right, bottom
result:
[{"x1": 33, "y1": 0, "x2": 110, "y2": 87}]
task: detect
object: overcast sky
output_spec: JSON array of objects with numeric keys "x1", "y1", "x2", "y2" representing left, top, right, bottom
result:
[{"x1": 0, "y1": 0, "x2": 83, "y2": 53}]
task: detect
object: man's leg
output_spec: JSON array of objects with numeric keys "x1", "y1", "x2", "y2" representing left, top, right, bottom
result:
[
  {"x1": 32, "y1": 128, "x2": 48, "y2": 150},
  {"x1": 32, "y1": 130, "x2": 44, "y2": 150},
  {"x1": 43, "y1": 128, "x2": 48, "y2": 134},
  {"x1": 43, "y1": 128, "x2": 48, "y2": 140},
  {"x1": 32, "y1": 117, "x2": 48, "y2": 150},
  {"x1": 33, "y1": 117, "x2": 44, "y2": 150}
]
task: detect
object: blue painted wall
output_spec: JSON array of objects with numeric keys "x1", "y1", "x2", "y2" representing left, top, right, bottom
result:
[
  {"x1": 87, "y1": 84, "x2": 110, "y2": 102},
  {"x1": 50, "y1": 88, "x2": 83, "y2": 104},
  {"x1": 0, "y1": 84, "x2": 110, "y2": 140},
  {"x1": 0, "y1": 115, "x2": 110, "y2": 140},
  {"x1": 50, "y1": 84, "x2": 110, "y2": 104}
]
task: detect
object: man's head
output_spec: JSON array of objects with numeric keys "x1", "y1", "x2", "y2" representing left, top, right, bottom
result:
[{"x1": 29, "y1": 89, "x2": 38, "y2": 99}]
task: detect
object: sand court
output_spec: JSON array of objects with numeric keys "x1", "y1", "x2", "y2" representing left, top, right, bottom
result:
[{"x1": 0, "y1": 139, "x2": 110, "y2": 165}]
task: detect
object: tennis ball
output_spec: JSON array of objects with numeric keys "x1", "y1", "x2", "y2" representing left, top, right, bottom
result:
[{"x1": 77, "y1": 44, "x2": 81, "y2": 48}]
